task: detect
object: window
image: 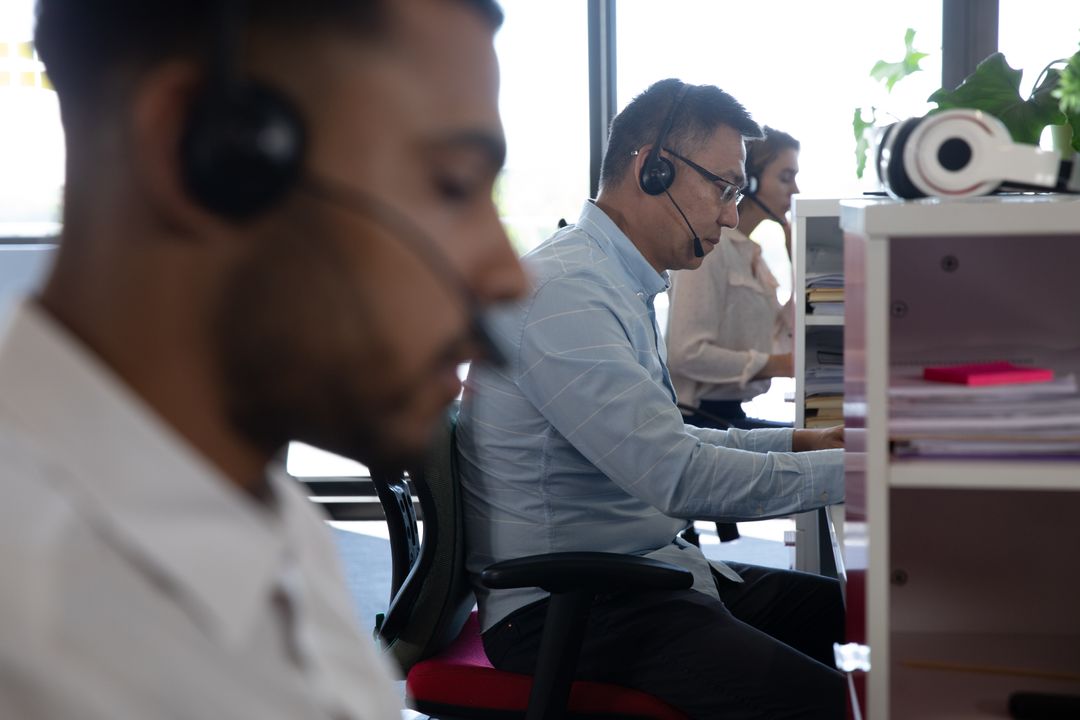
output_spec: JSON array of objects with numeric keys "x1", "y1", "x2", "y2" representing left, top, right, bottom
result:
[
  {"x1": 998, "y1": 0, "x2": 1080, "y2": 131},
  {"x1": 493, "y1": 0, "x2": 591, "y2": 254},
  {"x1": 287, "y1": 441, "x2": 368, "y2": 478},
  {"x1": 616, "y1": 1, "x2": 943, "y2": 199},
  {"x1": 0, "y1": 0, "x2": 64, "y2": 237}
]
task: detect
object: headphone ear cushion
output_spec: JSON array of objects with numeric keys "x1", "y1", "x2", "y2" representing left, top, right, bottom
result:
[
  {"x1": 639, "y1": 154, "x2": 675, "y2": 196},
  {"x1": 874, "y1": 123, "x2": 898, "y2": 190},
  {"x1": 881, "y1": 117, "x2": 925, "y2": 200},
  {"x1": 182, "y1": 82, "x2": 307, "y2": 219},
  {"x1": 904, "y1": 109, "x2": 1020, "y2": 198}
]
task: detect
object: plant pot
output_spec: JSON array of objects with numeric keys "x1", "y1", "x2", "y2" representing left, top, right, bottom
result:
[{"x1": 1050, "y1": 123, "x2": 1074, "y2": 157}]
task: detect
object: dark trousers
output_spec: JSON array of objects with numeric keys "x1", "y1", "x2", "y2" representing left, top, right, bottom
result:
[{"x1": 482, "y1": 562, "x2": 845, "y2": 720}]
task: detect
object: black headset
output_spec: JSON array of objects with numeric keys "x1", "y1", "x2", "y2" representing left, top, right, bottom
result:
[
  {"x1": 176, "y1": 0, "x2": 509, "y2": 366},
  {"x1": 180, "y1": 0, "x2": 307, "y2": 220},
  {"x1": 639, "y1": 84, "x2": 689, "y2": 196},
  {"x1": 876, "y1": 108, "x2": 1080, "y2": 200},
  {"x1": 740, "y1": 173, "x2": 787, "y2": 224}
]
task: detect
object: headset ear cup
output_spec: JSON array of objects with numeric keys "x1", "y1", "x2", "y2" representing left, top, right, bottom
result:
[
  {"x1": 874, "y1": 123, "x2": 897, "y2": 190},
  {"x1": 881, "y1": 117, "x2": 925, "y2": 200},
  {"x1": 182, "y1": 82, "x2": 306, "y2": 219},
  {"x1": 904, "y1": 109, "x2": 1030, "y2": 198},
  {"x1": 639, "y1": 154, "x2": 676, "y2": 196}
]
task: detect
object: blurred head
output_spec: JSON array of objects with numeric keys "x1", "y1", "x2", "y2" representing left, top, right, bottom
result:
[
  {"x1": 35, "y1": 0, "x2": 527, "y2": 469},
  {"x1": 598, "y1": 78, "x2": 762, "y2": 272},
  {"x1": 744, "y1": 126, "x2": 800, "y2": 215}
]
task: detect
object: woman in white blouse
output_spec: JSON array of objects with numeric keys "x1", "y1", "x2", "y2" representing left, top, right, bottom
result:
[
  {"x1": 666, "y1": 128, "x2": 800, "y2": 545},
  {"x1": 667, "y1": 126, "x2": 800, "y2": 432}
]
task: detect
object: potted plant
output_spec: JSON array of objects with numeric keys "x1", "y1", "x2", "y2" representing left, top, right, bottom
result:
[
  {"x1": 929, "y1": 48, "x2": 1080, "y2": 155},
  {"x1": 853, "y1": 28, "x2": 931, "y2": 179},
  {"x1": 854, "y1": 34, "x2": 1080, "y2": 179}
]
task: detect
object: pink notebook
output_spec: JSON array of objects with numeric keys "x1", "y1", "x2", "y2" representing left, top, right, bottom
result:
[{"x1": 922, "y1": 361, "x2": 1054, "y2": 386}]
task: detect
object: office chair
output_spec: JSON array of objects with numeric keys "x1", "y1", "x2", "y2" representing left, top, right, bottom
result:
[{"x1": 371, "y1": 409, "x2": 693, "y2": 720}]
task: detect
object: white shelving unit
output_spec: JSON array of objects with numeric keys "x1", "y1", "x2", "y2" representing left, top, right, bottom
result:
[
  {"x1": 792, "y1": 196, "x2": 845, "y2": 428},
  {"x1": 791, "y1": 197, "x2": 847, "y2": 574},
  {"x1": 840, "y1": 194, "x2": 1080, "y2": 719}
]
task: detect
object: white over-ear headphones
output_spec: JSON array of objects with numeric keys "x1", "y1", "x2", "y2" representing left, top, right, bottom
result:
[{"x1": 876, "y1": 108, "x2": 1080, "y2": 199}]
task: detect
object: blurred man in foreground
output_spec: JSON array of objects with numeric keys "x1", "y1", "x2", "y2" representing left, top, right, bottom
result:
[{"x1": 0, "y1": 0, "x2": 524, "y2": 717}]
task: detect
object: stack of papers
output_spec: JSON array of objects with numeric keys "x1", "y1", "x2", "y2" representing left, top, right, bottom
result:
[
  {"x1": 889, "y1": 371, "x2": 1080, "y2": 458},
  {"x1": 806, "y1": 272, "x2": 844, "y2": 315},
  {"x1": 806, "y1": 345, "x2": 844, "y2": 397}
]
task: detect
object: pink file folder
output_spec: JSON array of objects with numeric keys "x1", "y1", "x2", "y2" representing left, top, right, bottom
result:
[{"x1": 922, "y1": 361, "x2": 1054, "y2": 386}]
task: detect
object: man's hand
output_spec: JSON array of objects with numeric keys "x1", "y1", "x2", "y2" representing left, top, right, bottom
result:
[{"x1": 792, "y1": 426, "x2": 844, "y2": 451}]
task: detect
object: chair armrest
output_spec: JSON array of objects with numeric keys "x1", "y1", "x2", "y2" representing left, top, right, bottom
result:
[{"x1": 480, "y1": 551, "x2": 693, "y2": 595}]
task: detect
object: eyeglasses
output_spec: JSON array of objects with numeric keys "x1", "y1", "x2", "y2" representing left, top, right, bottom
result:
[{"x1": 662, "y1": 147, "x2": 745, "y2": 205}]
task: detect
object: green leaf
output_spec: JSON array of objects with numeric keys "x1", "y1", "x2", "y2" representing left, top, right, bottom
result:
[
  {"x1": 853, "y1": 107, "x2": 877, "y2": 179},
  {"x1": 870, "y1": 27, "x2": 928, "y2": 91},
  {"x1": 1052, "y1": 49, "x2": 1080, "y2": 116},
  {"x1": 928, "y1": 52, "x2": 1065, "y2": 144},
  {"x1": 1066, "y1": 109, "x2": 1080, "y2": 152}
]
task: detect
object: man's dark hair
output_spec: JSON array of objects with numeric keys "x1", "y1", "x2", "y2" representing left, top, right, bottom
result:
[
  {"x1": 34, "y1": 0, "x2": 502, "y2": 115},
  {"x1": 746, "y1": 126, "x2": 800, "y2": 181},
  {"x1": 600, "y1": 78, "x2": 762, "y2": 190}
]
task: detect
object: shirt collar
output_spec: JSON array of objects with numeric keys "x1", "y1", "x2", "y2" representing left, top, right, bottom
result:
[
  {"x1": 576, "y1": 200, "x2": 670, "y2": 299},
  {"x1": 0, "y1": 301, "x2": 290, "y2": 649}
]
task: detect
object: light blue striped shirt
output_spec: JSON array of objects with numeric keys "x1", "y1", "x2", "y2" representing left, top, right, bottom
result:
[{"x1": 458, "y1": 201, "x2": 843, "y2": 631}]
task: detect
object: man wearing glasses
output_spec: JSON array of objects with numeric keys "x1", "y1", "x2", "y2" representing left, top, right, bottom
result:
[{"x1": 457, "y1": 79, "x2": 846, "y2": 718}]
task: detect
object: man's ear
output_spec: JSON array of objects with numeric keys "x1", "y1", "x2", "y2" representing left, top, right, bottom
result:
[
  {"x1": 128, "y1": 61, "x2": 217, "y2": 233},
  {"x1": 632, "y1": 144, "x2": 654, "y2": 184}
]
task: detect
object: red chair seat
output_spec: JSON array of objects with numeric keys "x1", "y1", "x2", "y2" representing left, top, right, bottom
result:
[{"x1": 407, "y1": 612, "x2": 688, "y2": 719}]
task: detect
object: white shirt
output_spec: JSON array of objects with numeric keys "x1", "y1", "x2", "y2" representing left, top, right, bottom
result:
[
  {"x1": 0, "y1": 302, "x2": 402, "y2": 720},
  {"x1": 666, "y1": 226, "x2": 794, "y2": 407}
]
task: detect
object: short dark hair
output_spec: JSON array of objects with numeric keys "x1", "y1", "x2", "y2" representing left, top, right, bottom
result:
[
  {"x1": 34, "y1": 0, "x2": 502, "y2": 112},
  {"x1": 746, "y1": 126, "x2": 800, "y2": 181},
  {"x1": 599, "y1": 78, "x2": 762, "y2": 190}
]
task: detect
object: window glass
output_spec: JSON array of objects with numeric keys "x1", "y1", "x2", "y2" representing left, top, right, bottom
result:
[
  {"x1": 494, "y1": 0, "x2": 591, "y2": 254},
  {"x1": 0, "y1": 0, "x2": 64, "y2": 237},
  {"x1": 616, "y1": 1, "x2": 943, "y2": 199},
  {"x1": 287, "y1": 442, "x2": 368, "y2": 478},
  {"x1": 999, "y1": 1, "x2": 1080, "y2": 108}
]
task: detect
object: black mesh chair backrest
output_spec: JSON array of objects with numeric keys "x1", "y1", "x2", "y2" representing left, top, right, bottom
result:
[
  {"x1": 371, "y1": 471, "x2": 420, "y2": 602},
  {"x1": 374, "y1": 407, "x2": 476, "y2": 673}
]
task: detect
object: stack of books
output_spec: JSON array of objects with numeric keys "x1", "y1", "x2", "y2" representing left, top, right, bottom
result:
[
  {"x1": 889, "y1": 364, "x2": 1080, "y2": 458},
  {"x1": 806, "y1": 271, "x2": 844, "y2": 316},
  {"x1": 805, "y1": 394, "x2": 843, "y2": 428},
  {"x1": 805, "y1": 347, "x2": 844, "y2": 427}
]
